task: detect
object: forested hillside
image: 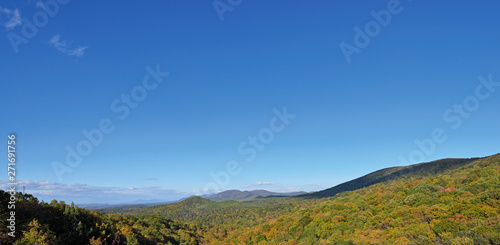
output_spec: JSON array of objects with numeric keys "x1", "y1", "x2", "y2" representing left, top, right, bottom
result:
[
  {"x1": 225, "y1": 154, "x2": 500, "y2": 244},
  {"x1": 122, "y1": 195, "x2": 322, "y2": 242},
  {"x1": 119, "y1": 154, "x2": 500, "y2": 244},
  {"x1": 2, "y1": 154, "x2": 500, "y2": 244},
  {"x1": 0, "y1": 192, "x2": 201, "y2": 245},
  {"x1": 301, "y1": 157, "x2": 480, "y2": 198}
]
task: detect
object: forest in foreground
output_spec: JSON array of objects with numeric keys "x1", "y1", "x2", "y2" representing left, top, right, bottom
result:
[{"x1": 1, "y1": 154, "x2": 500, "y2": 244}]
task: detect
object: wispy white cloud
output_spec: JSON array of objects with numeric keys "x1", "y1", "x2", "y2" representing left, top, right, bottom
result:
[
  {"x1": 0, "y1": 7, "x2": 22, "y2": 30},
  {"x1": 287, "y1": 186, "x2": 301, "y2": 191},
  {"x1": 256, "y1": 181, "x2": 277, "y2": 186},
  {"x1": 49, "y1": 34, "x2": 68, "y2": 50},
  {"x1": 0, "y1": 180, "x2": 187, "y2": 204},
  {"x1": 67, "y1": 46, "x2": 88, "y2": 57},
  {"x1": 49, "y1": 34, "x2": 88, "y2": 57}
]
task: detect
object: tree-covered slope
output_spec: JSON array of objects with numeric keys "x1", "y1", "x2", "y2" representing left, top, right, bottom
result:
[
  {"x1": 0, "y1": 192, "x2": 202, "y2": 245},
  {"x1": 120, "y1": 195, "x2": 321, "y2": 242},
  {"x1": 225, "y1": 154, "x2": 500, "y2": 244},
  {"x1": 127, "y1": 195, "x2": 310, "y2": 222},
  {"x1": 203, "y1": 190, "x2": 263, "y2": 202},
  {"x1": 301, "y1": 157, "x2": 481, "y2": 198}
]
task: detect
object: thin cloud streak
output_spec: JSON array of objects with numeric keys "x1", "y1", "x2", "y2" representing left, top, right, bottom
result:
[
  {"x1": 256, "y1": 181, "x2": 278, "y2": 186},
  {"x1": 49, "y1": 34, "x2": 88, "y2": 57},
  {"x1": 0, "y1": 7, "x2": 22, "y2": 30}
]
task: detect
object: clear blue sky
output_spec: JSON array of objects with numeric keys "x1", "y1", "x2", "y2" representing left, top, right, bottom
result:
[{"x1": 1, "y1": 0, "x2": 499, "y2": 204}]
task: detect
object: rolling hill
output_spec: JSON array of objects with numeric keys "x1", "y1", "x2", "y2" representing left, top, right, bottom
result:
[{"x1": 201, "y1": 189, "x2": 307, "y2": 201}]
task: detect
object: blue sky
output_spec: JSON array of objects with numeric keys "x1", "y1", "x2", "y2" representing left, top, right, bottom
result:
[{"x1": 1, "y1": 0, "x2": 500, "y2": 204}]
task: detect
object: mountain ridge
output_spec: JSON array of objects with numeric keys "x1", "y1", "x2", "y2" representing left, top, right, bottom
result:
[
  {"x1": 299, "y1": 156, "x2": 484, "y2": 198},
  {"x1": 201, "y1": 189, "x2": 307, "y2": 201}
]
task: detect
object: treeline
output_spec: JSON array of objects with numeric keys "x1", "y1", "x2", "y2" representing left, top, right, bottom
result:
[{"x1": 0, "y1": 192, "x2": 201, "y2": 245}]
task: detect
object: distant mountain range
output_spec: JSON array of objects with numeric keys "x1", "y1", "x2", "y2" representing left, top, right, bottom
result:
[
  {"x1": 200, "y1": 189, "x2": 307, "y2": 201},
  {"x1": 95, "y1": 190, "x2": 306, "y2": 213},
  {"x1": 96, "y1": 155, "x2": 493, "y2": 216}
]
